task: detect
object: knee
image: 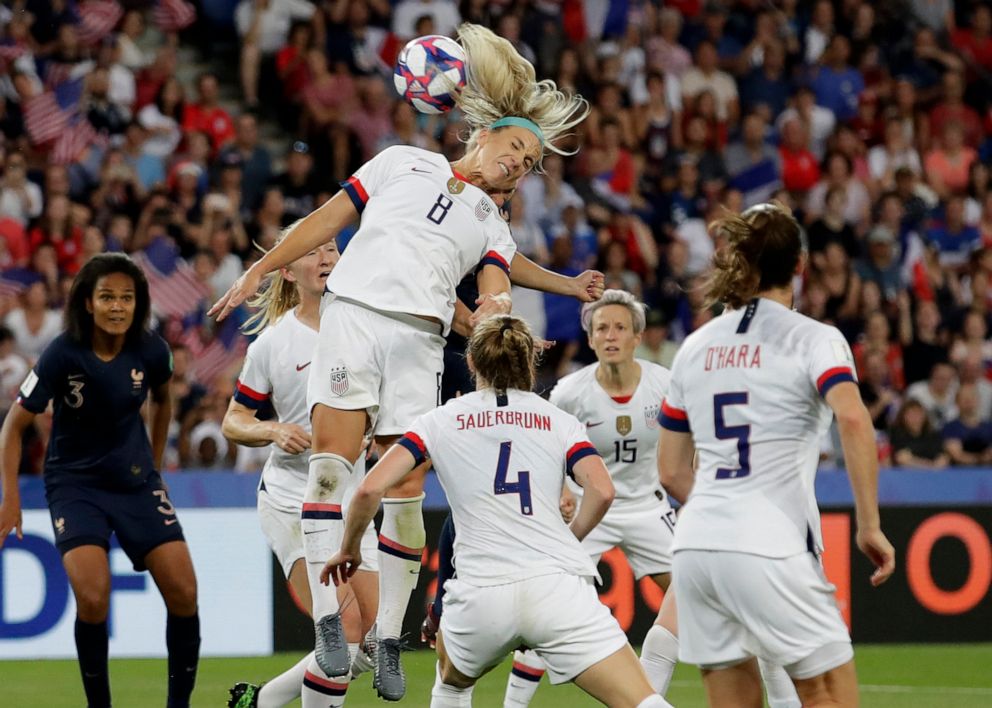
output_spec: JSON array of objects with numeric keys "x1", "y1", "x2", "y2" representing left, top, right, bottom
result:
[
  {"x1": 74, "y1": 584, "x2": 110, "y2": 622},
  {"x1": 163, "y1": 580, "x2": 198, "y2": 617}
]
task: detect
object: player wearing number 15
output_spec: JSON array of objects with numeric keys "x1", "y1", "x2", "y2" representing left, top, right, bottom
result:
[
  {"x1": 0, "y1": 254, "x2": 200, "y2": 708},
  {"x1": 209, "y1": 22, "x2": 591, "y2": 701},
  {"x1": 322, "y1": 315, "x2": 672, "y2": 708},
  {"x1": 657, "y1": 204, "x2": 896, "y2": 708}
]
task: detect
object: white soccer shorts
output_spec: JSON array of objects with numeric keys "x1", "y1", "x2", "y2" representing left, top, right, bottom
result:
[
  {"x1": 673, "y1": 549, "x2": 853, "y2": 676},
  {"x1": 582, "y1": 501, "x2": 675, "y2": 578},
  {"x1": 308, "y1": 296, "x2": 445, "y2": 437},
  {"x1": 258, "y1": 488, "x2": 378, "y2": 577},
  {"x1": 440, "y1": 572, "x2": 629, "y2": 683}
]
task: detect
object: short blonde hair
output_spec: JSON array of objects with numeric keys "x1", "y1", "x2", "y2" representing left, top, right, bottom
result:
[
  {"x1": 580, "y1": 289, "x2": 647, "y2": 334},
  {"x1": 467, "y1": 315, "x2": 537, "y2": 392}
]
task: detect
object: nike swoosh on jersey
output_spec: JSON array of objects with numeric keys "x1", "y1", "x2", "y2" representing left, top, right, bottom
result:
[
  {"x1": 411, "y1": 167, "x2": 432, "y2": 173},
  {"x1": 296, "y1": 362, "x2": 311, "y2": 371},
  {"x1": 586, "y1": 421, "x2": 604, "y2": 428}
]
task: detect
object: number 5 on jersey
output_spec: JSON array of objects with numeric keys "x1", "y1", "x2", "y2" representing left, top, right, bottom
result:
[
  {"x1": 494, "y1": 441, "x2": 533, "y2": 515},
  {"x1": 713, "y1": 392, "x2": 750, "y2": 479}
]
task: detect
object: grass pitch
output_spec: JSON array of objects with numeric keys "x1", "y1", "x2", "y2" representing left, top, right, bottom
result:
[{"x1": 3, "y1": 644, "x2": 991, "y2": 707}]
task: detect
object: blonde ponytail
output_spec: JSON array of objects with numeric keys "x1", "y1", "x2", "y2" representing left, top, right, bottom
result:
[{"x1": 241, "y1": 220, "x2": 304, "y2": 334}]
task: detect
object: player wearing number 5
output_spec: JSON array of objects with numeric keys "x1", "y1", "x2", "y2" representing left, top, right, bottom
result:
[
  {"x1": 322, "y1": 315, "x2": 672, "y2": 708},
  {"x1": 209, "y1": 23, "x2": 593, "y2": 701},
  {"x1": 658, "y1": 203, "x2": 896, "y2": 708},
  {"x1": 503, "y1": 289, "x2": 681, "y2": 706},
  {"x1": 0, "y1": 254, "x2": 200, "y2": 708}
]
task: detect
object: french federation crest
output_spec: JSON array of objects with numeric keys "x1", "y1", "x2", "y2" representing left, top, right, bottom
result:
[
  {"x1": 616, "y1": 415, "x2": 632, "y2": 436},
  {"x1": 330, "y1": 367, "x2": 350, "y2": 396},
  {"x1": 54, "y1": 517, "x2": 65, "y2": 535},
  {"x1": 475, "y1": 199, "x2": 492, "y2": 221},
  {"x1": 644, "y1": 404, "x2": 660, "y2": 430},
  {"x1": 447, "y1": 177, "x2": 465, "y2": 195}
]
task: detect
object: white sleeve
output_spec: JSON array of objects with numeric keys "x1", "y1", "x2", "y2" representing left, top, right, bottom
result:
[
  {"x1": 233, "y1": 337, "x2": 272, "y2": 410},
  {"x1": 479, "y1": 221, "x2": 516, "y2": 276},
  {"x1": 807, "y1": 326, "x2": 857, "y2": 398},
  {"x1": 340, "y1": 146, "x2": 407, "y2": 214}
]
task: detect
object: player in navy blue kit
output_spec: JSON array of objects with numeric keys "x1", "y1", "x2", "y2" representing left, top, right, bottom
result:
[{"x1": 0, "y1": 254, "x2": 200, "y2": 708}]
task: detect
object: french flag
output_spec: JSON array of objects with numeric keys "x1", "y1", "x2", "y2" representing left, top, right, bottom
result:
[{"x1": 563, "y1": 0, "x2": 629, "y2": 43}]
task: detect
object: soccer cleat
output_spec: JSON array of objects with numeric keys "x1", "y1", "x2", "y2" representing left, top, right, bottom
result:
[
  {"x1": 350, "y1": 641, "x2": 375, "y2": 679},
  {"x1": 227, "y1": 682, "x2": 259, "y2": 708},
  {"x1": 314, "y1": 612, "x2": 350, "y2": 677},
  {"x1": 373, "y1": 637, "x2": 407, "y2": 701}
]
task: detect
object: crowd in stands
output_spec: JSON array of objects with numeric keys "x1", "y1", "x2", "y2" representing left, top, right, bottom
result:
[{"x1": 0, "y1": 0, "x2": 990, "y2": 474}]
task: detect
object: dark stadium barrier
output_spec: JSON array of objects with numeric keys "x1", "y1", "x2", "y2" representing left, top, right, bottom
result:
[{"x1": 5, "y1": 469, "x2": 991, "y2": 658}]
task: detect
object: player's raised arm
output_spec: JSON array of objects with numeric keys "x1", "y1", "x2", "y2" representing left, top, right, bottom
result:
[
  {"x1": 472, "y1": 263, "x2": 513, "y2": 325},
  {"x1": 149, "y1": 381, "x2": 172, "y2": 472},
  {"x1": 509, "y1": 252, "x2": 605, "y2": 302},
  {"x1": 0, "y1": 403, "x2": 36, "y2": 546},
  {"x1": 825, "y1": 381, "x2": 896, "y2": 587},
  {"x1": 209, "y1": 195, "x2": 358, "y2": 321}
]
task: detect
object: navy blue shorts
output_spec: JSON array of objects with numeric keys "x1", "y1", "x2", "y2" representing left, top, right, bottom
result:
[{"x1": 46, "y1": 474, "x2": 185, "y2": 571}]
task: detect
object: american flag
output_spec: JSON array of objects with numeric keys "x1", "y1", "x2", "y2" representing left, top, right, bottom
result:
[
  {"x1": 131, "y1": 241, "x2": 212, "y2": 320},
  {"x1": 21, "y1": 77, "x2": 99, "y2": 163},
  {"x1": 75, "y1": 0, "x2": 124, "y2": 46},
  {"x1": 153, "y1": 0, "x2": 197, "y2": 32},
  {"x1": 183, "y1": 316, "x2": 248, "y2": 387},
  {"x1": 0, "y1": 273, "x2": 26, "y2": 300}
]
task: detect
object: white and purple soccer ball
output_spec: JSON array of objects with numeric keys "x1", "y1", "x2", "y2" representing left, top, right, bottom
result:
[{"x1": 393, "y1": 35, "x2": 467, "y2": 115}]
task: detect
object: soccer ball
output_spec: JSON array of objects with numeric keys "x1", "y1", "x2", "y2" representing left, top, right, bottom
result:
[{"x1": 393, "y1": 35, "x2": 467, "y2": 115}]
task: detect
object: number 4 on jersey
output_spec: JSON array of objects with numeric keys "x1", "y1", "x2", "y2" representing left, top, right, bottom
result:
[{"x1": 494, "y1": 441, "x2": 533, "y2": 515}]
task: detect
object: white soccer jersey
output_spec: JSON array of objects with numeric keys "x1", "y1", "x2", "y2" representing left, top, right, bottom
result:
[
  {"x1": 399, "y1": 389, "x2": 601, "y2": 586},
  {"x1": 659, "y1": 298, "x2": 857, "y2": 558},
  {"x1": 233, "y1": 311, "x2": 315, "y2": 511},
  {"x1": 551, "y1": 359, "x2": 672, "y2": 510},
  {"x1": 330, "y1": 145, "x2": 517, "y2": 335}
]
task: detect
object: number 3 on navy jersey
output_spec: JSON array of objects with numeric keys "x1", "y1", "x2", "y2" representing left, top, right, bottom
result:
[
  {"x1": 713, "y1": 392, "x2": 750, "y2": 479},
  {"x1": 494, "y1": 441, "x2": 533, "y2": 515},
  {"x1": 427, "y1": 194, "x2": 453, "y2": 225}
]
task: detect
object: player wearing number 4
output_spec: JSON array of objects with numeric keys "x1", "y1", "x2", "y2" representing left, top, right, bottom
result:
[
  {"x1": 0, "y1": 254, "x2": 200, "y2": 708},
  {"x1": 322, "y1": 315, "x2": 672, "y2": 708},
  {"x1": 658, "y1": 203, "x2": 896, "y2": 708},
  {"x1": 210, "y1": 22, "x2": 597, "y2": 702}
]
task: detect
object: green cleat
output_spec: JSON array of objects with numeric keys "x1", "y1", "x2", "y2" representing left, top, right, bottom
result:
[{"x1": 227, "y1": 682, "x2": 260, "y2": 708}]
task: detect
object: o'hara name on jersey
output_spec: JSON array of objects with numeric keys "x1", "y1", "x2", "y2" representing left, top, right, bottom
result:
[
  {"x1": 704, "y1": 344, "x2": 762, "y2": 371},
  {"x1": 456, "y1": 409, "x2": 553, "y2": 431}
]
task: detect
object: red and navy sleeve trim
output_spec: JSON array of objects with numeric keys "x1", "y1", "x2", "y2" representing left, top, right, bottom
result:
[
  {"x1": 340, "y1": 176, "x2": 369, "y2": 214},
  {"x1": 566, "y1": 441, "x2": 598, "y2": 479},
  {"x1": 234, "y1": 380, "x2": 269, "y2": 409},
  {"x1": 817, "y1": 367, "x2": 855, "y2": 397},
  {"x1": 658, "y1": 400, "x2": 691, "y2": 433},
  {"x1": 478, "y1": 249, "x2": 511, "y2": 275},
  {"x1": 398, "y1": 432, "x2": 428, "y2": 465}
]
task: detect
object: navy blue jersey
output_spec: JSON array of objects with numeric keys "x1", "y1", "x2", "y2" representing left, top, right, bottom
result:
[{"x1": 17, "y1": 331, "x2": 173, "y2": 491}]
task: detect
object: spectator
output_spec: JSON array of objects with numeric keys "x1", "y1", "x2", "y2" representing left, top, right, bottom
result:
[
  {"x1": 855, "y1": 226, "x2": 904, "y2": 305},
  {"x1": 777, "y1": 85, "x2": 836, "y2": 160},
  {"x1": 598, "y1": 238, "x2": 643, "y2": 299},
  {"x1": 182, "y1": 72, "x2": 236, "y2": 154},
  {"x1": 949, "y1": 308, "x2": 992, "y2": 369},
  {"x1": 0, "y1": 324, "x2": 28, "y2": 418},
  {"x1": 854, "y1": 310, "x2": 906, "y2": 391},
  {"x1": 908, "y1": 0, "x2": 955, "y2": 34},
  {"x1": 952, "y1": 4, "x2": 992, "y2": 77},
  {"x1": 0, "y1": 152, "x2": 42, "y2": 227},
  {"x1": 587, "y1": 117, "x2": 638, "y2": 211},
  {"x1": 806, "y1": 186, "x2": 859, "y2": 261},
  {"x1": 634, "y1": 72, "x2": 679, "y2": 185},
  {"x1": 542, "y1": 237, "x2": 583, "y2": 380},
  {"x1": 804, "y1": 0, "x2": 834, "y2": 65},
  {"x1": 902, "y1": 300, "x2": 949, "y2": 386},
  {"x1": 858, "y1": 350, "x2": 901, "y2": 430},
  {"x1": 681, "y1": 40, "x2": 739, "y2": 126},
  {"x1": 235, "y1": 0, "x2": 316, "y2": 108},
  {"x1": 810, "y1": 35, "x2": 864, "y2": 124},
  {"x1": 137, "y1": 77, "x2": 185, "y2": 160},
  {"x1": 928, "y1": 194, "x2": 982, "y2": 271},
  {"x1": 958, "y1": 353, "x2": 992, "y2": 423},
  {"x1": 271, "y1": 140, "x2": 318, "y2": 222},
  {"x1": 724, "y1": 112, "x2": 781, "y2": 208},
  {"x1": 84, "y1": 66, "x2": 130, "y2": 136},
  {"x1": 117, "y1": 10, "x2": 152, "y2": 71},
  {"x1": 929, "y1": 71, "x2": 983, "y2": 150},
  {"x1": 806, "y1": 151, "x2": 871, "y2": 230},
  {"x1": 868, "y1": 117, "x2": 923, "y2": 194},
  {"x1": 943, "y1": 384, "x2": 992, "y2": 465},
  {"x1": 634, "y1": 308, "x2": 678, "y2": 368},
  {"x1": 274, "y1": 20, "x2": 312, "y2": 111},
  {"x1": 2, "y1": 280, "x2": 60, "y2": 363},
  {"x1": 663, "y1": 115, "x2": 727, "y2": 197},
  {"x1": 925, "y1": 122, "x2": 978, "y2": 200},
  {"x1": 907, "y1": 361, "x2": 959, "y2": 430},
  {"x1": 28, "y1": 194, "x2": 83, "y2": 274},
  {"x1": 552, "y1": 201, "x2": 597, "y2": 272},
  {"x1": 218, "y1": 113, "x2": 272, "y2": 211},
  {"x1": 778, "y1": 117, "x2": 821, "y2": 195},
  {"x1": 391, "y1": 0, "x2": 461, "y2": 41},
  {"x1": 889, "y1": 399, "x2": 950, "y2": 469},
  {"x1": 646, "y1": 7, "x2": 692, "y2": 78},
  {"x1": 739, "y1": 39, "x2": 790, "y2": 117}
]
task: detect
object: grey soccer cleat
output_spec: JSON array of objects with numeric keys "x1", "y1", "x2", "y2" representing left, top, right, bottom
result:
[
  {"x1": 373, "y1": 637, "x2": 407, "y2": 701},
  {"x1": 350, "y1": 630, "x2": 375, "y2": 680},
  {"x1": 314, "y1": 612, "x2": 350, "y2": 677}
]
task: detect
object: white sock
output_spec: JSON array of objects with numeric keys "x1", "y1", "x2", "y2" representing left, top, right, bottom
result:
[
  {"x1": 430, "y1": 661, "x2": 474, "y2": 707},
  {"x1": 375, "y1": 494, "x2": 425, "y2": 638},
  {"x1": 303, "y1": 453, "x2": 353, "y2": 621},
  {"x1": 637, "y1": 696, "x2": 674, "y2": 708},
  {"x1": 302, "y1": 656, "x2": 349, "y2": 707},
  {"x1": 758, "y1": 657, "x2": 801, "y2": 708},
  {"x1": 640, "y1": 625, "x2": 679, "y2": 695},
  {"x1": 503, "y1": 649, "x2": 545, "y2": 706},
  {"x1": 257, "y1": 651, "x2": 312, "y2": 707}
]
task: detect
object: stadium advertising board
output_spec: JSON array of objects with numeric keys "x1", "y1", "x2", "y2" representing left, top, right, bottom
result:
[{"x1": 0, "y1": 509, "x2": 272, "y2": 659}]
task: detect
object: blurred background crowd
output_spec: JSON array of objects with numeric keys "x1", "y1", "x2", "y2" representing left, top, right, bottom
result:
[{"x1": 0, "y1": 0, "x2": 990, "y2": 474}]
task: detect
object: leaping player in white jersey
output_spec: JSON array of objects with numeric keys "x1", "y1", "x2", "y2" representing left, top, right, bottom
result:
[
  {"x1": 658, "y1": 203, "x2": 895, "y2": 708},
  {"x1": 321, "y1": 315, "x2": 673, "y2": 708},
  {"x1": 507, "y1": 290, "x2": 798, "y2": 707},
  {"x1": 210, "y1": 23, "x2": 601, "y2": 701},
  {"x1": 221, "y1": 235, "x2": 379, "y2": 708}
]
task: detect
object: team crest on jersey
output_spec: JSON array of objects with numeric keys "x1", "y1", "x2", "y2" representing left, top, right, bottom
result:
[
  {"x1": 615, "y1": 415, "x2": 632, "y2": 436},
  {"x1": 447, "y1": 178, "x2": 465, "y2": 195},
  {"x1": 131, "y1": 368, "x2": 144, "y2": 391},
  {"x1": 644, "y1": 404, "x2": 660, "y2": 430},
  {"x1": 474, "y1": 199, "x2": 492, "y2": 221},
  {"x1": 330, "y1": 367, "x2": 350, "y2": 396},
  {"x1": 54, "y1": 517, "x2": 65, "y2": 535}
]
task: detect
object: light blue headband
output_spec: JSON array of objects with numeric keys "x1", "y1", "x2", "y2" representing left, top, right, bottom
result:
[{"x1": 490, "y1": 116, "x2": 544, "y2": 145}]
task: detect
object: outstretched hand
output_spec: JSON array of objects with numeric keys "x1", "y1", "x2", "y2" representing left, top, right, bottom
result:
[
  {"x1": 320, "y1": 549, "x2": 362, "y2": 587},
  {"x1": 574, "y1": 271, "x2": 605, "y2": 302},
  {"x1": 856, "y1": 527, "x2": 896, "y2": 587},
  {"x1": 207, "y1": 267, "x2": 263, "y2": 321}
]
